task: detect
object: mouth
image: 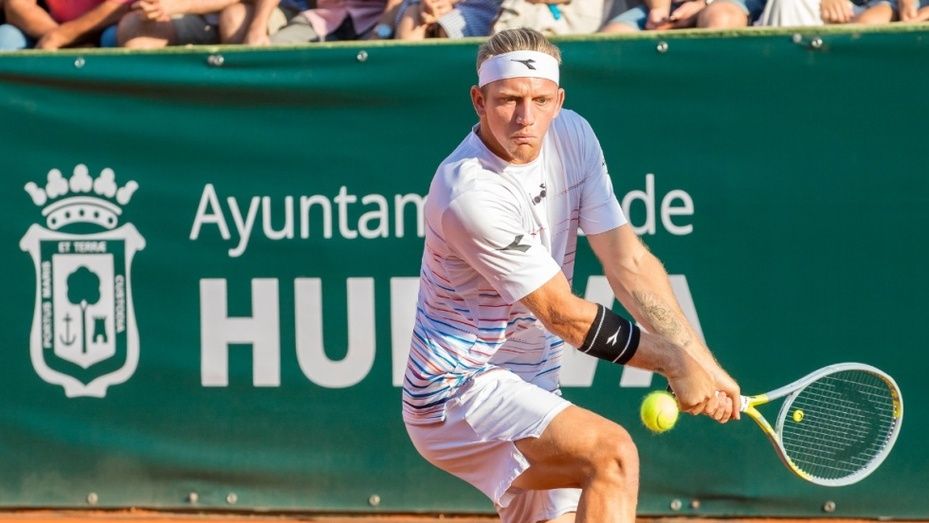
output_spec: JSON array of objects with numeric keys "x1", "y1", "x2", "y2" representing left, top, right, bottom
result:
[{"x1": 511, "y1": 135, "x2": 535, "y2": 144}]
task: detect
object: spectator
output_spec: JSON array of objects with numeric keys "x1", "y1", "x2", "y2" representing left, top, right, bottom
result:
[
  {"x1": 492, "y1": 0, "x2": 607, "y2": 35},
  {"x1": 117, "y1": 0, "x2": 242, "y2": 48},
  {"x1": 0, "y1": 0, "x2": 128, "y2": 50},
  {"x1": 601, "y1": 0, "x2": 764, "y2": 31},
  {"x1": 755, "y1": 0, "x2": 892, "y2": 25},
  {"x1": 269, "y1": 0, "x2": 389, "y2": 43},
  {"x1": 216, "y1": 0, "x2": 309, "y2": 45},
  {"x1": 394, "y1": 0, "x2": 500, "y2": 39}
]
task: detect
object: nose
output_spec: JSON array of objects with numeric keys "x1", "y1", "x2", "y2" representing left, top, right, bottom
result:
[{"x1": 514, "y1": 98, "x2": 535, "y2": 127}]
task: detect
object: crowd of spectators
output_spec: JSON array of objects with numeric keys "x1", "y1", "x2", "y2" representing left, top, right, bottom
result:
[{"x1": 0, "y1": 0, "x2": 926, "y2": 51}]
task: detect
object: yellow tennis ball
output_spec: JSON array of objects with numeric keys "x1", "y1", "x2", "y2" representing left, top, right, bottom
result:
[
  {"x1": 792, "y1": 409, "x2": 804, "y2": 423},
  {"x1": 640, "y1": 391, "x2": 679, "y2": 433}
]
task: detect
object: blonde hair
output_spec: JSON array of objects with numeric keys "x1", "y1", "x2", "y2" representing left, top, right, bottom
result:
[{"x1": 476, "y1": 29, "x2": 562, "y2": 73}]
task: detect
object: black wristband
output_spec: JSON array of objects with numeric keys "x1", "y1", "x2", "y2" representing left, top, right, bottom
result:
[{"x1": 578, "y1": 304, "x2": 640, "y2": 365}]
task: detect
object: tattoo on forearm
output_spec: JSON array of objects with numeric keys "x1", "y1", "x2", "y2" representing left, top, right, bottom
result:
[{"x1": 631, "y1": 290, "x2": 690, "y2": 346}]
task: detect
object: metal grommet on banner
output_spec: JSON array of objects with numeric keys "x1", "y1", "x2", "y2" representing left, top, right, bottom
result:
[
  {"x1": 669, "y1": 498, "x2": 682, "y2": 511},
  {"x1": 656, "y1": 41, "x2": 669, "y2": 54},
  {"x1": 86, "y1": 492, "x2": 98, "y2": 505},
  {"x1": 357, "y1": 50, "x2": 369, "y2": 63},
  {"x1": 207, "y1": 54, "x2": 225, "y2": 67},
  {"x1": 368, "y1": 494, "x2": 381, "y2": 507},
  {"x1": 823, "y1": 500, "x2": 837, "y2": 513},
  {"x1": 74, "y1": 57, "x2": 85, "y2": 69},
  {"x1": 186, "y1": 492, "x2": 199, "y2": 504},
  {"x1": 226, "y1": 492, "x2": 238, "y2": 505},
  {"x1": 790, "y1": 34, "x2": 825, "y2": 51}
]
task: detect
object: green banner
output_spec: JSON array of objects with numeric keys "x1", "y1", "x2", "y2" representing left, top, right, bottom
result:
[{"x1": 1, "y1": 28, "x2": 927, "y2": 517}]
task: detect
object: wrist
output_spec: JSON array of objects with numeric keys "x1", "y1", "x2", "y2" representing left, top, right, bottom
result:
[
  {"x1": 662, "y1": 341, "x2": 701, "y2": 381},
  {"x1": 578, "y1": 304, "x2": 640, "y2": 365},
  {"x1": 51, "y1": 23, "x2": 77, "y2": 44}
]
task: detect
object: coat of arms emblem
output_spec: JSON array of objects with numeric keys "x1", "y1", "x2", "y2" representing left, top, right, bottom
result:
[{"x1": 20, "y1": 165, "x2": 145, "y2": 397}]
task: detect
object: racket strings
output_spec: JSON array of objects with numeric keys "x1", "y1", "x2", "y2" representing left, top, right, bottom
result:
[{"x1": 779, "y1": 370, "x2": 898, "y2": 480}]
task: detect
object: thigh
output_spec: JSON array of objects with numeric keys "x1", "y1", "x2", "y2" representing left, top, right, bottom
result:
[
  {"x1": 513, "y1": 404, "x2": 629, "y2": 491},
  {"x1": 405, "y1": 369, "x2": 572, "y2": 509}
]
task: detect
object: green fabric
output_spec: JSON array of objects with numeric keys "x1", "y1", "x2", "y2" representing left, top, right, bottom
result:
[{"x1": 0, "y1": 29, "x2": 927, "y2": 516}]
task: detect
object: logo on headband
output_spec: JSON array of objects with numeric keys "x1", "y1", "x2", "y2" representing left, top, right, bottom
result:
[{"x1": 511, "y1": 58, "x2": 537, "y2": 70}]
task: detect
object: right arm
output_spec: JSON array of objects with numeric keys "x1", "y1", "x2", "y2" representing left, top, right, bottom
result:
[
  {"x1": 520, "y1": 270, "x2": 720, "y2": 415},
  {"x1": 5, "y1": 0, "x2": 58, "y2": 39},
  {"x1": 36, "y1": 0, "x2": 128, "y2": 48}
]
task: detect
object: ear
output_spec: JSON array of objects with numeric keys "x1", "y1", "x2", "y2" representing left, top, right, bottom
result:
[
  {"x1": 553, "y1": 87, "x2": 566, "y2": 118},
  {"x1": 470, "y1": 85, "x2": 486, "y2": 118}
]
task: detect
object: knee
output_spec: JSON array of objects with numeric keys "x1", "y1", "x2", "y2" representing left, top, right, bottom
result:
[
  {"x1": 856, "y1": 3, "x2": 893, "y2": 23},
  {"x1": 116, "y1": 12, "x2": 144, "y2": 46},
  {"x1": 218, "y1": 3, "x2": 246, "y2": 29},
  {"x1": 0, "y1": 23, "x2": 30, "y2": 50},
  {"x1": 117, "y1": 11, "x2": 167, "y2": 47},
  {"x1": 698, "y1": 2, "x2": 750, "y2": 27},
  {"x1": 584, "y1": 425, "x2": 639, "y2": 485}
]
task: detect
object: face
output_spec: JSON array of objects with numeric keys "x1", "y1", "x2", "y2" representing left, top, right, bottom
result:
[{"x1": 471, "y1": 76, "x2": 565, "y2": 165}]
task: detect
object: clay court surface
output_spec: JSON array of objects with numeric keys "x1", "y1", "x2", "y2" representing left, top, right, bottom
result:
[{"x1": 0, "y1": 512, "x2": 921, "y2": 523}]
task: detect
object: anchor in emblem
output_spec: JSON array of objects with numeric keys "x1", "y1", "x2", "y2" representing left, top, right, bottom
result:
[{"x1": 59, "y1": 313, "x2": 78, "y2": 346}]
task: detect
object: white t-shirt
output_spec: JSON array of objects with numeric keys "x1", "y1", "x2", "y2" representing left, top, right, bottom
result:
[{"x1": 403, "y1": 109, "x2": 627, "y2": 425}]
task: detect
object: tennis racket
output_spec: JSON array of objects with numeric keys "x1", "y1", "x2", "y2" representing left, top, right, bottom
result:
[{"x1": 737, "y1": 362, "x2": 903, "y2": 486}]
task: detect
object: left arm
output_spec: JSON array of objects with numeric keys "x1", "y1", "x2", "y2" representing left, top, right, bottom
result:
[
  {"x1": 588, "y1": 224, "x2": 741, "y2": 421},
  {"x1": 36, "y1": 0, "x2": 128, "y2": 49}
]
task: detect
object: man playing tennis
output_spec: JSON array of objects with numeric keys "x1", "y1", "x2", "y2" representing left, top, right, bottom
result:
[{"x1": 403, "y1": 28, "x2": 741, "y2": 523}]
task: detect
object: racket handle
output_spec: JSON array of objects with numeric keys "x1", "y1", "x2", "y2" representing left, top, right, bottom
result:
[
  {"x1": 667, "y1": 384, "x2": 751, "y2": 412},
  {"x1": 666, "y1": 384, "x2": 751, "y2": 412}
]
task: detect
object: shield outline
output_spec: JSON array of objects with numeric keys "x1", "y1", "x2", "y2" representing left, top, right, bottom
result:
[{"x1": 20, "y1": 223, "x2": 146, "y2": 397}]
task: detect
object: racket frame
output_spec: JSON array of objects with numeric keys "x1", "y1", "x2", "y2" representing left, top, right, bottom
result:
[{"x1": 740, "y1": 362, "x2": 904, "y2": 486}]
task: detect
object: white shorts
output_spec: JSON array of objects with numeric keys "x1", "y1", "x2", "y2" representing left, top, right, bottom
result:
[{"x1": 405, "y1": 368, "x2": 581, "y2": 523}]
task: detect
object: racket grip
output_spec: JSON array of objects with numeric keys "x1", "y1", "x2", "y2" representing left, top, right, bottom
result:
[{"x1": 667, "y1": 384, "x2": 751, "y2": 412}]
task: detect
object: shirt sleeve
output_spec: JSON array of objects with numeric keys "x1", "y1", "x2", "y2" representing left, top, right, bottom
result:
[
  {"x1": 576, "y1": 118, "x2": 627, "y2": 235},
  {"x1": 442, "y1": 190, "x2": 562, "y2": 304}
]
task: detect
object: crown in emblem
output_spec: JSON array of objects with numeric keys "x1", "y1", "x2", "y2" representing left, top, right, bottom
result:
[{"x1": 24, "y1": 164, "x2": 138, "y2": 231}]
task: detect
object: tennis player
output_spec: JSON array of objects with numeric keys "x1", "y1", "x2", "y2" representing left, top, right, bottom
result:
[{"x1": 402, "y1": 28, "x2": 741, "y2": 523}]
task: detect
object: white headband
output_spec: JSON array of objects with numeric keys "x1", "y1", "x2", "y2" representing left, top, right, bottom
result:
[{"x1": 477, "y1": 51, "x2": 560, "y2": 88}]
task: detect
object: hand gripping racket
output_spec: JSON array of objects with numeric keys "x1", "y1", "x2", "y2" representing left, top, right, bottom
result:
[{"x1": 738, "y1": 362, "x2": 903, "y2": 486}]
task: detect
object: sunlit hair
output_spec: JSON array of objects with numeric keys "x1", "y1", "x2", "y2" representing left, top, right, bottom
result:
[{"x1": 476, "y1": 29, "x2": 562, "y2": 73}]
